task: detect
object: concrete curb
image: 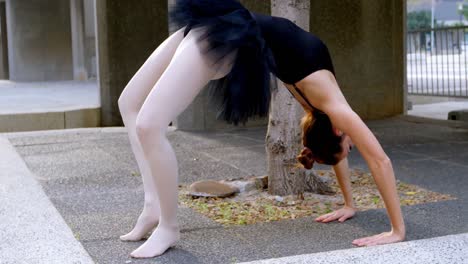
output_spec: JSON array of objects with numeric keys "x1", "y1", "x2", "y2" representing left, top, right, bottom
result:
[
  {"x1": 0, "y1": 107, "x2": 101, "y2": 133},
  {"x1": 0, "y1": 126, "x2": 126, "y2": 139},
  {"x1": 0, "y1": 126, "x2": 179, "y2": 139},
  {"x1": 238, "y1": 233, "x2": 468, "y2": 264},
  {"x1": 0, "y1": 137, "x2": 95, "y2": 264}
]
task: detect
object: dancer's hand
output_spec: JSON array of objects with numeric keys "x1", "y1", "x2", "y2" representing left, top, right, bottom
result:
[
  {"x1": 352, "y1": 230, "x2": 405, "y2": 247},
  {"x1": 315, "y1": 206, "x2": 356, "y2": 223}
]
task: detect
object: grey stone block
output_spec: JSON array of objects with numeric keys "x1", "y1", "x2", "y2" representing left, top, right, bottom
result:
[
  {"x1": 448, "y1": 109, "x2": 468, "y2": 121},
  {"x1": 65, "y1": 107, "x2": 101, "y2": 128},
  {"x1": 0, "y1": 112, "x2": 65, "y2": 132}
]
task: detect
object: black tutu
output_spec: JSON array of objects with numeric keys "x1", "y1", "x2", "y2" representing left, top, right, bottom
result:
[{"x1": 169, "y1": 0, "x2": 277, "y2": 125}]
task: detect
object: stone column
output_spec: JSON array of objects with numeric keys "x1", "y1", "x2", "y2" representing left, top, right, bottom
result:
[
  {"x1": 309, "y1": 0, "x2": 405, "y2": 119},
  {"x1": 70, "y1": 0, "x2": 88, "y2": 80},
  {"x1": 5, "y1": 0, "x2": 73, "y2": 81},
  {"x1": 95, "y1": 0, "x2": 168, "y2": 126},
  {"x1": 0, "y1": 2, "x2": 9, "y2": 79},
  {"x1": 83, "y1": 0, "x2": 97, "y2": 78}
]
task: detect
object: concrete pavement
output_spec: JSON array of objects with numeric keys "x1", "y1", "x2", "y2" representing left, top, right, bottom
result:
[
  {"x1": 408, "y1": 101, "x2": 468, "y2": 120},
  {"x1": 239, "y1": 233, "x2": 468, "y2": 264},
  {"x1": 0, "y1": 137, "x2": 94, "y2": 264},
  {"x1": 0, "y1": 80, "x2": 100, "y2": 132},
  {"x1": 1, "y1": 116, "x2": 468, "y2": 263}
]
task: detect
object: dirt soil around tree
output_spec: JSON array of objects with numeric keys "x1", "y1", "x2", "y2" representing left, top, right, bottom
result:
[{"x1": 179, "y1": 168, "x2": 456, "y2": 226}]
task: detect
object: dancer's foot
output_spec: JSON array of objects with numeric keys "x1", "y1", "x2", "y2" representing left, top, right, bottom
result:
[
  {"x1": 120, "y1": 203, "x2": 160, "y2": 241},
  {"x1": 130, "y1": 224, "x2": 180, "y2": 258}
]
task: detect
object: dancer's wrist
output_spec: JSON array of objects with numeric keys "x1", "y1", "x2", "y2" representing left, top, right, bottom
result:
[{"x1": 391, "y1": 225, "x2": 406, "y2": 238}]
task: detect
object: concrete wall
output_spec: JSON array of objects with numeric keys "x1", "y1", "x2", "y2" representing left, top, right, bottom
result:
[
  {"x1": 96, "y1": 0, "x2": 169, "y2": 126},
  {"x1": 6, "y1": 0, "x2": 73, "y2": 81},
  {"x1": 309, "y1": 0, "x2": 405, "y2": 119}
]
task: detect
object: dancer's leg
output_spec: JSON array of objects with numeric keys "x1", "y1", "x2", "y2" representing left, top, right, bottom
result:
[
  {"x1": 118, "y1": 27, "x2": 185, "y2": 241},
  {"x1": 130, "y1": 27, "x2": 236, "y2": 258}
]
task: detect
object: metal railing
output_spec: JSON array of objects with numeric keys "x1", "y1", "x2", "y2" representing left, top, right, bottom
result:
[{"x1": 407, "y1": 26, "x2": 468, "y2": 97}]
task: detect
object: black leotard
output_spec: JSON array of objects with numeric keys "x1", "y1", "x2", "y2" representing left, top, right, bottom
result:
[
  {"x1": 250, "y1": 12, "x2": 333, "y2": 111},
  {"x1": 250, "y1": 12, "x2": 335, "y2": 85}
]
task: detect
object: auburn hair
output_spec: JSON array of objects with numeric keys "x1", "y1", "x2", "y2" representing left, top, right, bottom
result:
[{"x1": 296, "y1": 110, "x2": 343, "y2": 168}]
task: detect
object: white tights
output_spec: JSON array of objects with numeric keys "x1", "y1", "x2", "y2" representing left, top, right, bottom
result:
[{"x1": 117, "y1": 26, "x2": 235, "y2": 258}]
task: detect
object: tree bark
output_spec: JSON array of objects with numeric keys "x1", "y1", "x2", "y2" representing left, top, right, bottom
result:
[{"x1": 266, "y1": 0, "x2": 334, "y2": 196}]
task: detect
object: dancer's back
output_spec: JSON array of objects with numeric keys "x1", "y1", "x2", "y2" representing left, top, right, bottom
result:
[{"x1": 250, "y1": 12, "x2": 335, "y2": 85}]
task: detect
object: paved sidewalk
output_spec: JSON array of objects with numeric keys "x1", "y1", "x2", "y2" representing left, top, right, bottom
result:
[
  {"x1": 1, "y1": 116, "x2": 468, "y2": 263},
  {"x1": 0, "y1": 137, "x2": 94, "y2": 264},
  {"x1": 408, "y1": 101, "x2": 468, "y2": 120},
  {"x1": 239, "y1": 233, "x2": 468, "y2": 264},
  {"x1": 0, "y1": 80, "x2": 100, "y2": 132},
  {"x1": 0, "y1": 80, "x2": 98, "y2": 114}
]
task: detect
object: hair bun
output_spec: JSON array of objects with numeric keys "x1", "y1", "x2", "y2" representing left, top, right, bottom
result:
[{"x1": 297, "y1": 147, "x2": 315, "y2": 169}]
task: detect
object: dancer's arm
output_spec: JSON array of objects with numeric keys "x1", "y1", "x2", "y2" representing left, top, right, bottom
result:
[
  {"x1": 332, "y1": 158, "x2": 354, "y2": 208},
  {"x1": 298, "y1": 72, "x2": 405, "y2": 246},
  {"x1": 324, "y1": 103, "x2": 406, "y2": 246},
  {"x1": 315, "y1": 158, "x2": 356, "y2": 223}
]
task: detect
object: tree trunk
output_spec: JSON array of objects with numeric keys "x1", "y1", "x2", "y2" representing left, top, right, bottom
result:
[{"x1": 266, "y1": 0, "x2": 333, "y2": 196}]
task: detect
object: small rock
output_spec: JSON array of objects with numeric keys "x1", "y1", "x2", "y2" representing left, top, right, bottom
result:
[
  {"x1": 275, "y1": 196, "x2": 284, "y2": 202},
  {"x1": 224, "y1": 180, "x2": 256, "y2": 193},
  {"x1": 253, "y1": 175, "x2": 268, "y2": 189},
  {"x1": 189, "y1": 180, "x2": 239, "y2": 198},
  {"x1": 223, "y1": 175, "x2": 268, "y2": 193}
]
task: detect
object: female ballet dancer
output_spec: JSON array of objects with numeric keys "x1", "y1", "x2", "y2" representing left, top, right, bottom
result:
[{"x1": 117, "y1": 0, "x2": 406, "y2": 258}]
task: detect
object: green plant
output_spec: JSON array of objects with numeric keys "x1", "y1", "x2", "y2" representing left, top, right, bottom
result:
[{"x1": 407, "y1": 10, "x2": 432, "y2": 30}]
